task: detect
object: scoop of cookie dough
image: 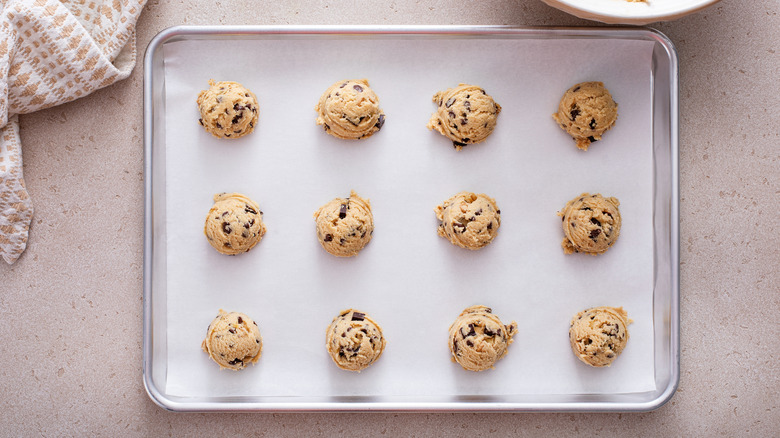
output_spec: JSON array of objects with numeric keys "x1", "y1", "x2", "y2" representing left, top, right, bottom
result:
[
  {"x1": 552, "y1": 81, "x2": 618, "y2": 151},
  {"x1": 557, "y1": 192, "x2": 621, "y2": 255},
  {"x1": 197, "y1": 80, "x2": 259, "y2": 139},
  {"x1": 314, "y1": 190, "x2": 373, "y2": 257},
  {"x1": 326, "y1": 309, "x2": 386, "y2": 372},
  {"x1": 204, "y1": 193, "x2": 267, "y2": 255},
  {"x1": 569, "y1": 306, "x2": 631, "y2": 367},
  {"x1": 201, "y1": 309, "x2": 263, "y2": 371},
  {"x1": 427, "y1": 84, "x2": 501, "y2": 150},
  {"x1": 448, "y1": 305, "x2": 517, "y2": 372},
  {"x1": 435, "y1": 192, "x2": 501, "y2": 250},
  {"x1": 315, "y1": 79, "x2": 385, "y2": 140}
]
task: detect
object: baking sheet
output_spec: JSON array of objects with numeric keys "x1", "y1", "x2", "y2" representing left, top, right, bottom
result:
[{"x1": 160, "y1": 33, "x2": 657, "y2": 398}]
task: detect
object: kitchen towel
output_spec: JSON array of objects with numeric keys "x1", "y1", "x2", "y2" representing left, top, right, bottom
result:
[{"x1": 0, "y1": 0, "x2": 146, "y2": 264}]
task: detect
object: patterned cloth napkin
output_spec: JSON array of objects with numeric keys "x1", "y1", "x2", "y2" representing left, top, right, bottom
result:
[{"x1": 0, "y1": 0, "x2": 146, "y2": 264}]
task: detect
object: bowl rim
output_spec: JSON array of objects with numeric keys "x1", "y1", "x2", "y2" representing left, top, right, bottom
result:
[{"x1": 541, "y1": 0, "x2": 721, "y2": 24}]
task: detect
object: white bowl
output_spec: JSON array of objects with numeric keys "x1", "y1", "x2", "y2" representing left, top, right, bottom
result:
[{"x1": 541, "y1": 0, "x2": 721, "y2": 25}]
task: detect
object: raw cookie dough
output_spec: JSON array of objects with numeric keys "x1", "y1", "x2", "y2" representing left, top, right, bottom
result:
[
  {"x1": 201, "y1": 309, "x2": 263, "y2": 371},
  {"x1": 435, "y1": 192, "x2": 501, "y2": 250},
  {"x1": 326, "y1": 309, "x2": 386, "y2": 372},
  {"x1": 314, "y1": 191, "x2": 373, "y2": 257},
  {"x1": 557, "y1": 193, "x2": 621, "y2": 255},
  {"x1": 552, "y1": 81, "x2": 618, "y2": 151},
  {"x1": 427, "y1": 84, "x2": 502, "y2": 150},
  {"x1": 197, "y1": 80, "x2": 259, "y2": 139},
  {"x1": 204, "y1": 193, "x2": 266, "y2": 255},
  {"x1": 569, "y1": 306, "x2": 631, "y2": 367},
  {"x1": 448, "y1": 305, "x2": 517, "y2": 372},
  {"x1": 315, "y1": 79, "x2": 385, "y2": 140}
]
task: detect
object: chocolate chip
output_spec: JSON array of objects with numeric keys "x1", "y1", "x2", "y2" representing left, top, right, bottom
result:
[
  {"x1": 464, "y1": 101, "x2": 471, "y2": 110},
  {"x1": 237, "y1": 316, "x2": 243, "y2": 324},
  {"x1": 589, "y1": 119, "x2": 597, "y2": 129},
  {"x1": 461, "y1": 138, "x2": 470, "y2": 143},
  {"x1": 339, "y1": 204, "x2": 347, "y2": 219},
  {"x1": 222, "y1": 222, "x2": 232, "y2": 234},
  {"x1": 249, "y1": 121, "x2": 254, "y2": 128},
  {"x1": 461, "y1": 324, "x2": 476, "y2": 338},
  {"x1": 448, "y1": 111, "x2": 455, "y2": 118},
  {"x1": 584, "y1": 338, "x2": 592, "y2": 345},
  {"x1": 198, "y1": 118, "x2": 204, "y2": 126},
  {"x1": 475, "y1": 209, "x2": 482, "y2": 216},
  {"x1": 573, "y1": 86, "x2": 580, "y2": 92},
  {"x1": 224, "y1": 134, "x2": 231, "y2": 137},
  {"x1": 570, "y1": 107, "x2": 580, "y2": 121},
  {"x1": 232, "y1": 114, "x2": 243, "y2": 124},
  {"x1": 460, "y1": 118, "x2": 468, "y2": 126},
  {"x1": 496, "y1": 210, "x2": 501, "y2": 215},
  {"x1": 340, "y1": 82, "x2": 347, "y2": 88},
  {"x1": 360, "y1": 328, "x2": 368, "y2": 334},
  {"x1": 324, "y1": 234, "x2": 333, "y2": 242},
  {"x1": 587, "y1": 136, "x2": 597, "y2": 143},
  {"x1": 339, "y1": 238, "x2": 346, "y2": 245},
  {"x1": 453, "y1": 141, "x2": 467, "y2": 148},
  {"x1": 607, "y1": 353, "x2": 615, "y2": 358},
  {"x1": 216, "y1": 123, "x2": 222, "y2": 129},
  {"x1": 341, "y1": 333, "x2": 346, "y2": 337},
  {"x1": 605, "y1": 211, "x2": 613, "y2": 218},
  {"x1": 376, "y1": 114, "x2": 385, "y2": 130},
  {"x1": 452, "y1": 338, "x2": 459, "y2": 354},
  {"x1": 590, "y1": 218, "x2": 601, "y2": 226},
  {"x1": 244, "y1": 205, "x2": 257, "y2": 215},
  {"x1": 466, "y1": 340, "x2": 474, "y2": 347},
  {"x1": 445, "y1": 97, "x2": 455, "y2": 108},
  {"x1": 590, "y1": 229, "x2": 601, "y2": 238},
  {"x1": 487, "y1": 223, "x2": 492, "y2": 230},
  {"x1": 245, "y1": 218, "x2": 254, "y2": 229},
  {"x1": 351, "y1": 312, "x2": 365, "y2": 321},
  {"x1": 484, "y1": 328, "x2": 494, "y2": 336},
  {"x1": 229, "y1": 328, "x2": 236, "y2": 334},
  {"x1": 353, "y1": 84, "x2": 363, "y2": 92},
  {"x1": 228, "y1": 358, "x2": 243, "y2": 365}
]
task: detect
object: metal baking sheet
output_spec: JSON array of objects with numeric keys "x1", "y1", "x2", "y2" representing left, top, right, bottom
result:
[{"x1": 143, "y1": 25, "x2": 679, "y2": 412}]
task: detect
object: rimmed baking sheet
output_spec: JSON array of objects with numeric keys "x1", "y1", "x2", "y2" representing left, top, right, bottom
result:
[{"x1": 143, "y1": 26, "x2": 679, "y2": 412}]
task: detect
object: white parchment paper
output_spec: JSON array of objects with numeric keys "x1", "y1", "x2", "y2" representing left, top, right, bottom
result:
[{"x1": 162, "y1": 34, "x2": 657, "y2": 398}]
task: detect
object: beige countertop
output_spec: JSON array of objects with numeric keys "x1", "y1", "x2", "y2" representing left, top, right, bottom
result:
[{"x1": 1, "y1": 0, "x2": 778, "y2": 435}]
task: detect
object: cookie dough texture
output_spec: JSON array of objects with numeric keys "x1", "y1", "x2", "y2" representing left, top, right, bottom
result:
[
  {"x1": 202, "y1": 309, "x2": 263, "y2": 371},
  {"x1": 315, "y1": 79, "x2": 385, "y2": 140},
  {"x1": 314, "y1": 191, "x2": 373, "y2": 257},
  {"x1": 448, "y1": 305, "x2": 517, "y2": 372},
  {"x1": 558, "y1": 193, "x2": 621, "y2": 255},
  {"x1": 552, "y1": 81, "x2": 618, "y2": 151},
  {"x1": 204, "y1": 193, "x2": 266, "y2": 255},
  {"x1": 326, "y1": 309, "x2": 386, "y2": 372},
  {"x1": 427, "y1": 84, "x2": 501, "y2": 150},
  {"x1": 197, "y1": 80, "x2": 259, "y2": 139},
  {"x1": 436, "y1": 192, "x2": 501, "y2": 250},
  {"x1": 569, "y1": 306, "x2": 631, "y2": 367}
]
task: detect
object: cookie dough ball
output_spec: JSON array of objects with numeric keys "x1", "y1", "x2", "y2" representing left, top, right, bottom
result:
[
  {"x1": 197, "y1": 80, "x2": 259, "y2": 139},
  {"x1": 314, "y1": 191, "x2": 373, "y2": 257},
  {"x1": 435, "y1": 192, "x2": 501, "y2": 250},
  {"x1": 427, "y1": 84, "x2": 502, "y2": 150},
  {"x1": 204, "y1": 193, "x2": 266, "y2": 255},
  {"x1": 326, "y1": 309, "x2": 386, "y2": 372},
  {"x1": 448, "y1": 305, "x2": 517, "y2": 372},
  {"x1": 552, "y1": 81, "x2": 618, "y2": 151},
  {"x1": 557, "y1": 193, "x2": 621, "y2": 255},
  {"x1": 201, "y1": 309, "x2": 263, "y2": 371},
  {"x1": 569, "y1": 306, "x2": 631, "y2": 367},
  {"x1": 315, "y1": 79, "x2": 385, "y2": 140}
]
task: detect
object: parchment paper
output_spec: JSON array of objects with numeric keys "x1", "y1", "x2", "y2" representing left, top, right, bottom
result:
[{"x1": 161, "y1": 34, "x2": 657, "y2": 398}]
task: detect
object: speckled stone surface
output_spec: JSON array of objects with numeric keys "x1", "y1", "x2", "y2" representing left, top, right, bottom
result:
[{"x1": 1, "y1": 0, "x2": 778, "y2": 435}]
